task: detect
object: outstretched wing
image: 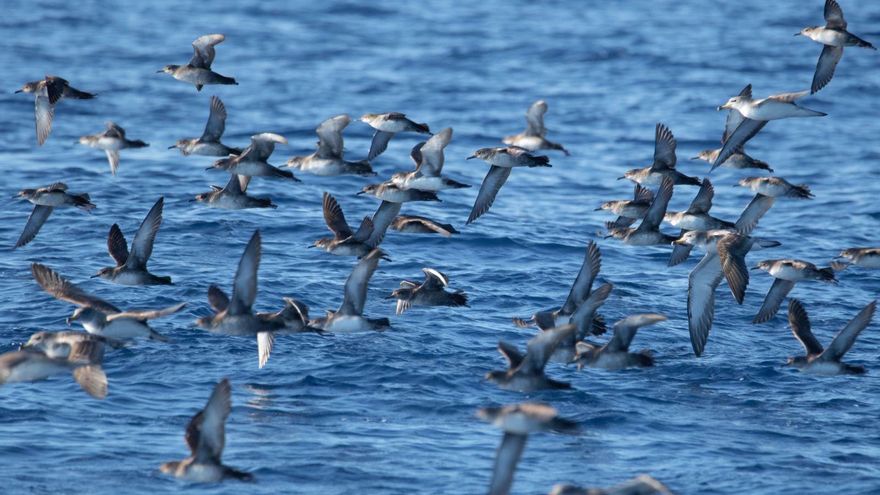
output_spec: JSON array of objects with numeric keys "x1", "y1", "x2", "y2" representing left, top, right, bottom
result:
[
  {"x1": 31, "y1": 263, "x2": 120, "y2": 313},
  {"x1": 190, "y1": 34, "x2": 225, "y2": 69}
]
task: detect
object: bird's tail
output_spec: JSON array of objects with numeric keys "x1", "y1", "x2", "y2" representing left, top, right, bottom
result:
[
  {"x1": 65, "y1": 87, "x2": 96, "y2": 99},
  {"x1": 529, "y1": 155, "x2": 551, "y2": 167},
  {"x1": 853, "y1": 35, "x2": 876, "y2": 50},
  {"x1": 817, "y1": 267, "x2": 837, "y2": 283},
  {"x1": 127, "y1": 140, "x2": 149, "y2": 148},
  {"x1": 787, "y1": 184, "x2": 813, "y2": 199},
  {"x1": 450, "y1": 291, "x2": 469, "y2": 307},
  {"x1": 73, "y1": 193, "x2": 96, "y2": 211},
  {"x1": 415, "y1": 122, "x2": 431, "y2": 134}
]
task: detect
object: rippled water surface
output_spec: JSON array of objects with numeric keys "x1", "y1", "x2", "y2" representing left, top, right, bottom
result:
[{"x1": 1, "y1": 1, "x2": 879, "y2": 493}]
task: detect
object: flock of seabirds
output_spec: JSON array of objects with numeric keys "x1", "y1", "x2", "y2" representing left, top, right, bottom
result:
[{"x1": 3, "y1": 1, "x2": 880, "y2": 493}]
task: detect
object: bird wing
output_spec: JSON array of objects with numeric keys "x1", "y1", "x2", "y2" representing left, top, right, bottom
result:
[
  {"x1": 688, "y1": 252, "x2": 724, "y2": 356},
  {"x1": 570, "y1": 282, "x2": 613, "y2": 340},
  {"x1": 322, "y1": 192, "x2": 353, "y2": 239},
  {"x1": 247, "y1": 133, "x2": 286, "y2": 161},
  {"x1": 497, "y1": 340, "x2": 524, "y2": 369},
  {"x1": 105, "y1": 150, "x2": 120, "y2": 176},
  {"x1": 716, "y1": 234, "x2": 751, "y2": 304},
  {"x1": 221, "y1": 173, "x2": 244, "y2": 195},
  {"x1": 753, "y1": 278, "x2": 796, "y2": 323},
  {"x1": 734, "y1": 194, "x2": 775, "y2": 235},
  {"x1": 520, "y1": 324, "x2": 575, "y2": 373},
  {"x1": 124, "y1": 197, "x2": 163, "y2": 270},
  {"x1": 229, "y1": 231, "x2": 261, "y2": 315},
  {"x1": 818, "y1": 300, "x2": 876, "y2": 362},
  {"x1": 31, "y1": 263, "x2": 120, "y2": 313},
  {"x1": 107, "y1": 302, "x2": 185, "y2": 322},
  {"x1": 338, "y1": 249, "x2": 383, "y2": 316},
  {"x1": 561, "y1": 241, "x2": 601, "y2": 315},
  {"x1": 106, "y1": 224, "x2": 129, "y2": 266},
  {"x1": 637, "y1": 176, "x2": 674, "y2": 230},
  {"x1": 651, "y1": 123, "x2": 677, "y2": 169},
  {"x1": 712, "y1": 118, "x2": 767, "y2": 171},
  {"x1": 686, "y1": 179, "x2": 715, "y2": 214},
  {"x1": 190, "y1": 34, "x2": 225, "y2": 69},
  {"x1": 488, "y1": 433, "x2": 527, "y2": 495},
  {"x1": 207, "y1": 285, "x2": 230, "y2": 313},
  {"x1": 421, "y1": 268, "x2": 449, "y2": 289},
  {"x1": 16, "y1": 205, "x2": 54, "y2": 248},
  {"x1": 811, "y1": 45, "x2": 844, "y2": 95},
  {"x1": 186, "y1": 378, "x2": 231, "y2": 463},
  {"x1": 605, "y1": 313, "x2": 666, "y2": 352},
  {"x1": 34, "y1": 89, "x2": 55, "y2": 146},
  {"x1": 787, "y1": 299, "x2": 824, "y2": 356},
  {"x1": 824, "y1": 0, "x2": 847, "y2": 29},
  {"x1": 524, "y1": 100, "x2": 548, "y2": 136},
  {"x1": 315, "y1": 114, "x2": 350, "y2": 159},
  {"x1": 201, "y1": 96, "x2": 227, "y2": 142},
  {"x1": 467, "y1": 166, "x2": 512, "y2": 224},
  {"x1": 366, "y1": 130, "x2": 394, "y2": 161},
  {"x1": 417, "y1": 127, "x2": 451, "y2": 176},
  {"x1": 366, "y1": 201, "x2": 402, "y2": 247}
]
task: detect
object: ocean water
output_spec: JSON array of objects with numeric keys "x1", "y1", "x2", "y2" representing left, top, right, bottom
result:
[{"x1": 1, "y1": 0, "x2": 879, "y2": 493}]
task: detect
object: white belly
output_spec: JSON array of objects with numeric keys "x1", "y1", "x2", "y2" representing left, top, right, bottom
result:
[
  {"x1": 325, "y1": 315, "x2": 371, "y2": 332},
  {"x1": 102, "y1": 318, "x2": 152, "y2": 339},
  {"x1": 181, "y1": 463, "x2": 225, "y2": 483},
  {"x1": 769, "y1": 264, "x2": 806, "y2": 281}
]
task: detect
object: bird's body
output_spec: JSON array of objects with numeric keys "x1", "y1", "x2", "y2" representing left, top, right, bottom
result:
[
  {"x1": 79, "y1": 122, "x2": 148, "y2": 175},
  {"x1": 171, "y1": 96, "x2": 240, "y2": 156},
  {"x1": 607, "y1": 177, "x2": 677, "y2": 246},
  {"x1": 15, "y1": 75, "x2": 95, "y2": 145},
  {"x1": 486, "y1": 325, "x2": 576, "y2": 392},
  {"x1": 287, "y1": 115, "x2": 375, "y2": 176},
  {"x1": 313, "y1": 192, "x2": 376, "y2": 257},
  {"x1": 837, "y1": 248, "x2": 880, "y2": 269},
  {"x1": 195, "y1": 174, "x2": 276, "y2": 209},
  {"x1": 390, "y1": 215, "x2": 459, "y2": 236},
  {"x1": 361, "y1": 112, "x2": 431, "y2": 161},
  {"x1": 359, "y1": 182, "x2": 440, "y2": 203},
  {"x1": 159, "y1": 34, "x2": 237, "y2": 91},
  {"x1": 622, "y1": 124, "x2": 700, "y2": 187},
  {"x1": 737, "y1": 177, "x2": 813, "y2": 199},
  {"x1": 502, "y1": 100, "x2": 569, "y2": 155},
  {"x1": 466, "y1": 147, "x2": 551, "y2": 224},
  {"x1": 753, "y1": 259, "x2": 836, "y2": 324},
  {"x1": 14, "y1": 183, "x2": 94, "y2": 249},
  {"x1": 575, "y1": 314, "x2": 666, "y2": 370},
  {"x1": 0, "y1": 349, "x2": 107, "y2": 399},
  {"x1": 309, "y1": 249, "x2": 390, "y2": 332},
  {"x1": 388, "y1": 268, "x2": 468, "y2": 315},
  {"x1": 210, "y1": 133, "x2": 298, "y2": 180},
  {"x1": 95, "y1": 197, "x2": 171, "y2": 285},
  {"x1": 786, "y1": 298, "x2": 875, "y2": 375}
]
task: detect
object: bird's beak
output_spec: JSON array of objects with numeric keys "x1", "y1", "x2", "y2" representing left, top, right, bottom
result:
[
  {"x1": 466, "y1": 155, "x2": 476, "y2": 160},
  {"x1": 156, "y1": 69, "x2": 164, "y2": 73},
  {"x1": 384, "y1": 294, "x2": 396, "y2": 299},
  {"x1": 690, "y1": 155, "x2": 700, "y2": 160},
  {"x1": 90, "y1": 273, "x2": 100, "y2": 278},
  {"x1": 356, "y1": 191, "x2": 365, "y2": 195},
  {"x1": 306, "y1": 244, "x2": 315, "y2": 248},
  {"x1": 717, "y1": 103, "x2": 732, "y2": 111},
  {"x1": 794, "y1": 32, "x2": 802, "y2": 37},
  {"x1": 603, "y1": 234, "x2": 614, "y2": 239},
  {"x1": 616, "y1": 176, "x2": 626, "y2": 180},
  {"x1": 593, "y1": 207, "x2": 602, "y2": 211},
  {"x1": 167, "y1": 145, "x2": 176, "y2": 149},
  {"x1": 66, "y1": 314, "x2": 78, "y2": 324},
  {"x1": 205, "y1": 166, "x2": 214, "y2": 171},
  {"x1": 750, "y1": 266, "x2": 761, "y2": 271},
  {"x1": 14, "y1": 89, "x2": 22, "y2": 94}
]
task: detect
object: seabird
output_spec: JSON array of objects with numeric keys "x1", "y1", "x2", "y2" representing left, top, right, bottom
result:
[
  {"x1": 502, "y1": 100, "x2": 569, "y2": 155},
  {"x1": 466, "y1": 146, "x2": 551, "y2": 224},
  {"x1": 159, "y1": 34, "x2": 238, "y2": 91},
  {"x1": 308, "y1": 249, "x2": 390, "y2": 332},
  {"x1": 195, "y1": 231, "x2": 287, "y2": 368},
  {"x1": 696, "y1": 85, "x2": 774, "y2": 173},
  {"x1": 478, "y1": 403, "x2": 578, "y2": 495},
  {"x1": 574, "y1": 314, "x2": 666, "y2": 370},
  {"x1": 621, "y1": 124, "x2": 700, "y2": 187},
  {"x1": 485, "y1": 325, "x2": 576, "y2": 392},
  {"x1": 358, "y1": 181, "x2": 440, "y2": 203},
  {"x1": 596, "y1": 184, "x2": 654, "y2": 230},
  {"x1": 14, "y1": 182, "x2": 94, "y2": 249},
  {"x1": 15, "y1": 75, "x2": 94, "y2": 145},
  {"x1": 194, "y1": 174, "x2": 276, "y2": 209},
  {"x1": 752, "y1": 259, "x2": 837, "y2": 323},
  {"x1": 79, "y1": 122, "x2": 148, "y2": 175},
  {"x1": 360, "y1": 112, "x2": 431, "y2": 161},
  {"x1": 160, "y1": 378, "x2": 253, "y2": 482},
  {"x1": 797, "y1": 0, "x2": 876, "y2": 94},
  {"x1": 31, "y1": 263, "x2": 181, "y2": 342},
  {"x1": 664, "y1": 179, "x2": 733, "y2": 232},
  {"x1": 713, "y1": 84, "x2": 826, "y2": 169},
  {"x1": 209, "y1": 133, "x2": 298, "y2": 180},
  {"x1": 785, "y1": 298, "x2": 875, "y2": 375},
  {"x1": 313, "y1": 192, "x2": 377, "y2": 257},
  {"x1": 170, "y1": 96, "x2": 241, "y2": 156},
  {"x1": 606, "y1": 176, "x2": 678, "y2": 245},
  {"x1": 366, "y1": 201, "x2": 403, "y2": 248},
  {"x1": 513, "y1": 241, "x2": 608, "y2": 340},
  {"x1": 679, "y1": 231, "x2": 780, "y2": 356},
  {"x1": 387, "y1": 268, "x2": 468, "y2": 315},
  {"x1": 21, "y1": 330, "x2": 120, "y2": 362},
  {"x1": 390, "y1": 215, "x2": 459, "y2": 237},
  {"x1": 286, "y1": 114, "x2": 374, "y2": 176},
  {"x1": 0, "y1": 347, "x2": 107, "y2": 399},
  {"x1": 94, "y1": 197, "x2": 172, "y2": 285},
  {"x1": 835, "y1": 248, "x2": 880, "y2": 269},
  {"x1": 737, "y1": 176, "x2": 813, "y2": 199},
  {"x1": 391, "y1": 128, "x2": 469, "y2": 191}
]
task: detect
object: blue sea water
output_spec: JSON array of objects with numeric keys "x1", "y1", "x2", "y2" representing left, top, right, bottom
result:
[{"x1": 1, "y1": 0, "x2": 879, "y2": 493}]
